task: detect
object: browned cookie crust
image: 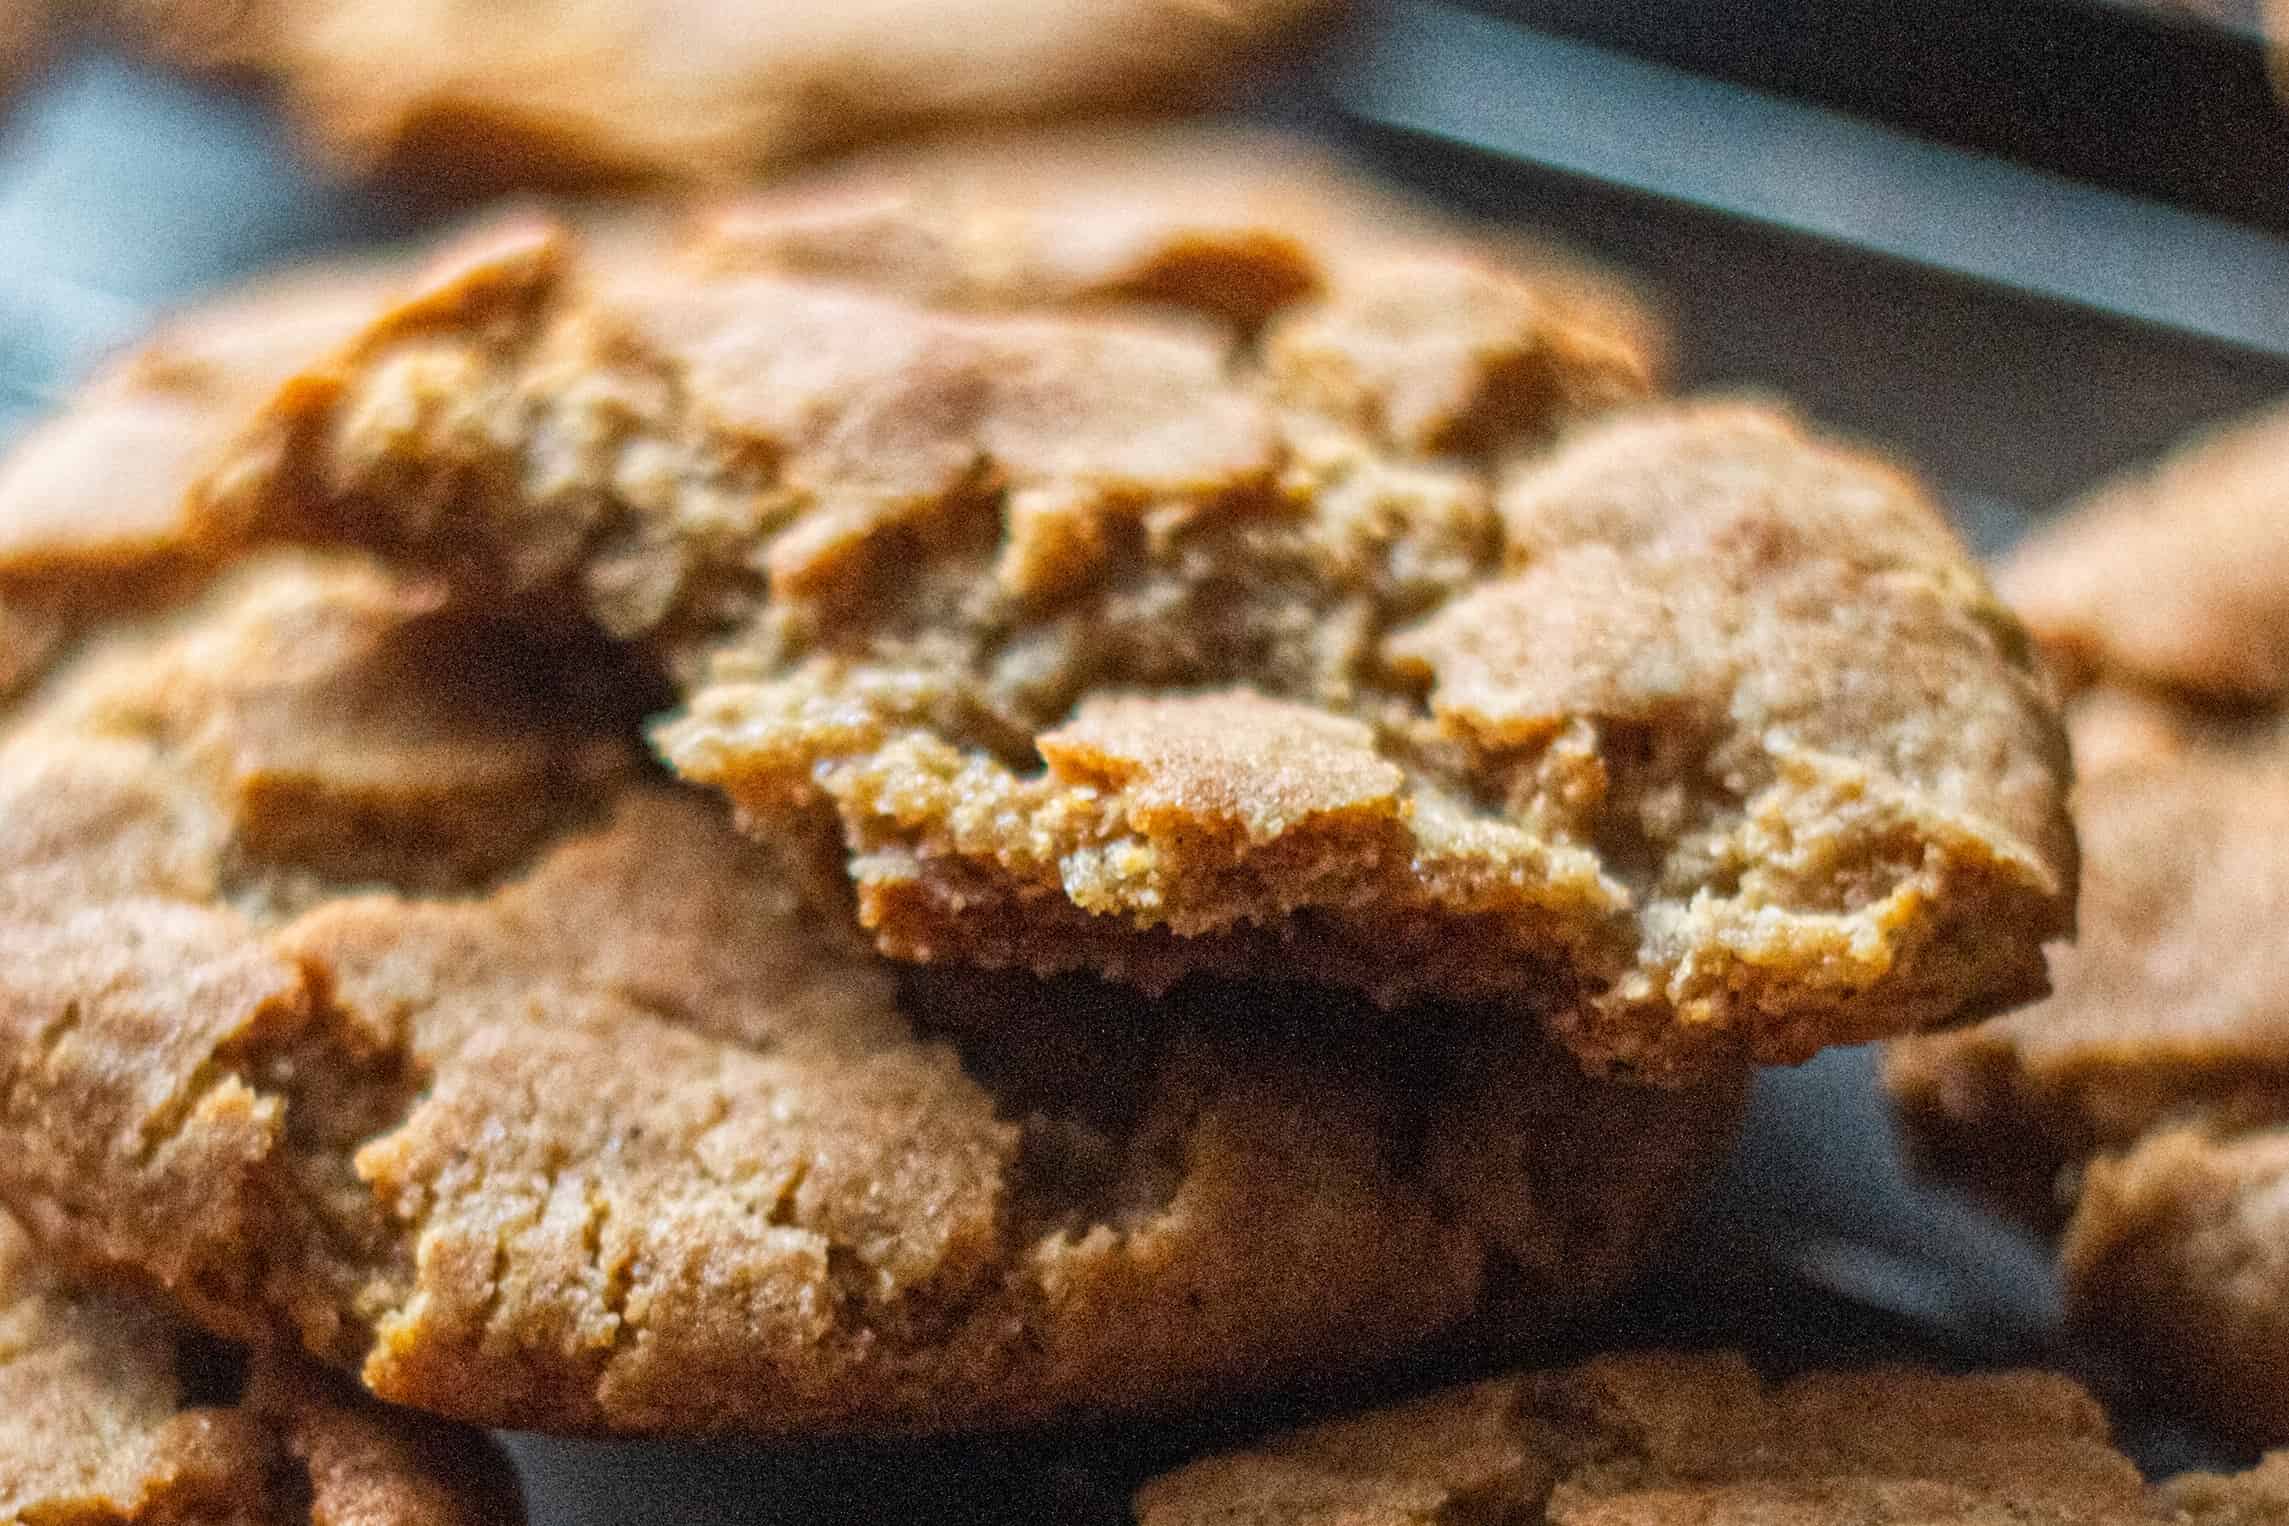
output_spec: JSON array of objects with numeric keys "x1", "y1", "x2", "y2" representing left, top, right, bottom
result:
[
  {"x1": 178, "y1": 133, "x2": 2072, "y2": 1083},
  {"x1": 1133, "y1": 1349, "x2": 2288, "y2": 1526},
  {"x1": 0, "y1": 1211, "x2": 521, "y2": 1525},
  {"x1": 0, "y1": 555, "x2": 1741, "y2": 1436},
  {"x1": 92, "y1": 0, "x2": 1338, "y2": 188}
]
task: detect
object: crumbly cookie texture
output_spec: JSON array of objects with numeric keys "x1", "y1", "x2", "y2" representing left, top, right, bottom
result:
[
  {"x1": 0, "y1": 556, "x2": 1740, "y2": 1436},
  {"x1": 95, "y1": 0, "x2": 1336, "y2": 188},
  {"x1": 1132, "y1": 1349, "x2": 2287, "y2": 1526},
  {"x1": 2002, "y1": 401, "x2": 2289, "y2": 702},
  {"x1": 186, "y1": 138, "x2": 2071, "y2": 1082},
  {"x1": 1889, "y1": 694, "x2": 2289, "y2": 1442},
  {"x1": 0, "y1": 1210, "x2": 522, "y2": 1525}
]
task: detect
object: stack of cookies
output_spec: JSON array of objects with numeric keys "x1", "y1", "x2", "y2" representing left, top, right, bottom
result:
[
  {"x1": 1891, "y1": 401, "x2": 2289, "y2": 1448},
  {"x1": 0, "y1": 26, "x2": 2277, "y2": 1516}
]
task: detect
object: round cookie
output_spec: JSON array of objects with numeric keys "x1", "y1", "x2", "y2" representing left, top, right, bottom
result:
[
  {"x1": 0, "y1": 1210, "x2": 522, "y2": 1525},
  {"x1": 94, "y1": 0, "x2": 1338, "y2": 188},
  {"x1": 184, "y1": 132, "x2": 2073, "y2": 1083},
  {"x1": 0, "y1": 554, "x2": 1742, "y2": 1436},
  {"x1": 1132, "y1": 1349, "x2": 2289, "y2": 1526},
  {"x1": 2001, "y1": 400, "x2": 2289, "y2": 702}
]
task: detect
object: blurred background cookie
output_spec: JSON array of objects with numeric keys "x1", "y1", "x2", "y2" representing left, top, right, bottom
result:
[
  {"x1": 1891, "y1": 415, "x2": 2289, "y2": 1443},
  {"x1": 0, "y1": 2, "x2": 51, "y2": 117},
  {"x1": 1134, "y1": 1349, "x2": 2288, "y2": 1525},
  {"x1": 2001, "y1": 403, "x2": 2289, "y2": 703},
  {"x1": 92, "y1": 0, "x2": 1345, "y2": 190}
]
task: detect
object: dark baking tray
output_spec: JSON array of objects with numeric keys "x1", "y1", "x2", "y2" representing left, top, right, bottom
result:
[{"x1": 2, "y1": 4, "x2": 2282, "y2": 1516}]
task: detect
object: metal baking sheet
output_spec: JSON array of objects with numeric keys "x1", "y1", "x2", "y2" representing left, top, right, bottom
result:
[{"x1": 2, "y1": 9, "x2": 2278, "y2": 1517}]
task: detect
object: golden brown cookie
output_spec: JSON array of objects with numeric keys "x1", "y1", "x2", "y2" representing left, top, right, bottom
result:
[
  {"x1": 177, "y1": 133, "x2": 2072, "y2": 1083},
  {"x1": 1133, "y1": 1349, "x2": 2286, "y2": 1526},
  {"x1": 0, "y1": 1210, "x2": 522, "y2": 1525},
  {"x1": 95, "y1": 0, "x2": 1338, "y2": 188},
  {"x1": 1893, "y1": 399, "x2": 2289, "y2": 1441},
  {"x1": 2001, "y1": 401, "x2": 2289, "y2": 703},
  {"x1": 0, "y1": 258, "x2": 405, "y2": 596},
  {"x1": 1887, "y1": 692, "x2": 2289, "y2": 1441},
  {"x1": 0, "y1": 255, "x2": 406, "y2": 707},
  {"x1": 0, "y1": 554, "x2": 1741, "y2": 1436}
]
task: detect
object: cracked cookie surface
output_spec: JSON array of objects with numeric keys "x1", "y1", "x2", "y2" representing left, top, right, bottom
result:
[
  {"x1": 182, "y1": 133, "x2": 2073, "y2": 1083},
  {"x1": 0, "y1": 1209, "x2": 522, "y2": 1525},
  {"x1": 0, "y1": 556, "x2": 1740, "y2": 1435},
  {"x1": 1133, "y1": 1349, "x2": 2288, "y2": 1526},
  {"x1": 96, "y1": 1, "x2": 1336, "y2": 188}
]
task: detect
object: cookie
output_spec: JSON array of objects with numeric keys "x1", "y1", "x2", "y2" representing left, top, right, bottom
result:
[
  {"x1": 96, "y1": 0, "x2": 1337, "y2": 188},
  {"x1": 1132, "y1": 1349, "x2": 2286, "y2": 1525},
  {"x1": 177, "y1": 133, "x2": 2073, "y2": 1083},
  {"x1": 1889, "y1": 694, "x2": 2289, "y2": 1441},
  {"x1": 1892, "y1": 401, "x2": 2289, "y2": 1440},
  {"x1": 2001, "y1": 401, "x2": 2289, "y2": 702},
  {"x1": 0, "y1": 1209, "x2": 522, "y2": 1524},
  {"x1": 0, "y1": 554, "x2": 1742, "y2": 1435},
  {"x1": 0, "y1": 255, "x2": 405, "y2": 701}
]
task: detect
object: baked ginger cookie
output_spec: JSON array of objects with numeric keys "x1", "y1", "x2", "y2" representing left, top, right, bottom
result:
[
  {"x1": 94, "y1": 0, "x2": 1337, "y2": 188},
  {"x1": 1890, "y1": 404, "x2": 2289, "y2": 1443},
  {"x1": 0, "y1": 1209, "x2": 522, "y2": 1524},
  {"x1": 0, "y1": 554, "x2": 1741, "y2": 1436},
  {"x1": 172, "y1": 131, "x2": 2073, "y2": 1084},
  {"x1": 2001, "y1": 400, "x2": 2289, "y2": 703},
  {"x1": 1132, "y1": 1349, "x2": 2289, "y2": 1526},
  {"x1": 0, "y1": 253, "x2": 407, "y2": 703}
]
